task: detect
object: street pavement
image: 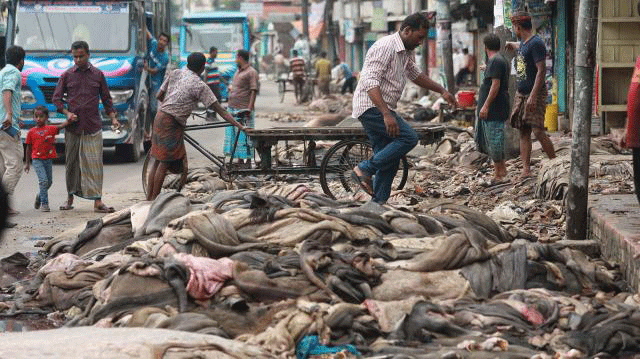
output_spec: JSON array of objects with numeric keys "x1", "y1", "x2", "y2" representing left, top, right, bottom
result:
[{"x1": 0, "y1": 78, "x2": 306, "y2": 256}]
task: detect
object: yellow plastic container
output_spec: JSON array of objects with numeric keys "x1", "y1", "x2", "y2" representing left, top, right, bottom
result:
[{"x1": 545, "y1": 104, "x2": 558, "y2": 132}]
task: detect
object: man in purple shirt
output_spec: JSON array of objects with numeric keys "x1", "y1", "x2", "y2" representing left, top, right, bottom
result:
[{"x1": 52, "y1": 41, "x2": 121, "y2": 213}]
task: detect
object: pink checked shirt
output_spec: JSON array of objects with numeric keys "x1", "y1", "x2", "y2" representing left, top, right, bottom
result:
[{"x1": 352, "y1": 32, "x2": 422, "y2": 118}]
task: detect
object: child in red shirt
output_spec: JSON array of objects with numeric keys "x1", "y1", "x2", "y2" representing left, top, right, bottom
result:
[{"x1": 25, "y1": 106, "x2": 75, "y2": 212}]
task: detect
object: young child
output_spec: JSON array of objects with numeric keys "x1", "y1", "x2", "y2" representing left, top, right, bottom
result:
[{"x1": 24, "y1": 106, "x2": 75, "y2": 212}]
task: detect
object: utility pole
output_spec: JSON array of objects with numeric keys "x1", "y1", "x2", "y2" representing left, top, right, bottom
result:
[
  {"x1": 325, "y1": 0, "x2": 337, "y2": 62},
  {"x1": 435, "y1": 0, "x2": 455, "y2": 92},
  {"x1": 566, "y1": 0, "x2": 598, "y2": 240},
  {"x1": 302, "y1": 0, "x2": 310, "y2": 39}
]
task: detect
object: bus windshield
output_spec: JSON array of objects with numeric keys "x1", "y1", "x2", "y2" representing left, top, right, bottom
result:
[
  {"x1": 185, "y1": 22, "x2": 244, "y2": 53},
  {"x1": 14, "y1": 1, "x2": 130, "y2": 52}
]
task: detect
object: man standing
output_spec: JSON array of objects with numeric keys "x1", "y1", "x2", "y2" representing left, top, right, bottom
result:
[
  {"x1": 352, "y1": 13, "x2": 457, "y2": 204},
  {"x1": 315, "y1": 51, "x2": 332, "y2": 96},
  {"x1": 146, "y1": 53, "x2": 244, "y2": 200},
  {"x1": 53, "y1": 41, "x2": 121, "y2": 213},
  {"x1": 224, "y1": 50, "x2": 259, "y2": 167},
  {"x1": 144, "y1": 30, "x2": 169, "y2": 121},
  {"x1": 476, "y1": 34, "x2": 509, "y2": 181},
  {"x1": 289, "y1": 50, "x2": 306, "y2": 104},
  {"x1": 0, "y1": 46, "x2": 25, "y2": 218},
  {"x1": 205, "y1": 46, "x2": 221, "y2": 101},
  {"x1": 506, "y1": 12, "x2": 555, "y2": 178}
]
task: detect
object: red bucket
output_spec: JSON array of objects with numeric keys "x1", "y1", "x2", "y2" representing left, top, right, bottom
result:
[{"x1": 457, "y1": 91, "x2": 476, "y2": 107}]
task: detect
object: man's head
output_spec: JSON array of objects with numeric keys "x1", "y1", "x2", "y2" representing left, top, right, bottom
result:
[
  {"x1": 5, "y1": 46, "x2": 25, "y2": 71},
  {"x1": 292, "y1": 49, "x2": 299, "y2": 57},
  {"x1": 187, "y1": 52, "x2": 207, "y2": 74},
  {"x1": 209, "y1": 46, "x2": 218, "y2": 59},
  {"x1": 399, "y1": 13, "x2": 429, "y2": 51},
  {"x1": 157, "y1": 32, "x2": 170, "y2": 51},
  {"x1": 511, "y1": 11, "x2": 532, "y2": 39},
  {"x1": 334, "y1": 58, "x2": 341, "y2": 66},
  {"x1": 71, "y1": 41, "x2": 90, "y2": 68},
  {"x1": 320, "y1": 51, "x2": 327, "y2": 58},
  {"x1": 483, "y1": 34, "x2": 501, "y2": 54},
  {"x1": 462, "y1": 48, "x2": 469, "y2": 55},
  {"x1": 236, "y1": 49, "x2": 250, "y2": 66}
]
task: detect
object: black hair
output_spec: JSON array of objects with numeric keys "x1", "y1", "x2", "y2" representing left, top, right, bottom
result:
[
  {"x1": 237, "y1": 49, "x2": 250, "y2": 63},
  {"x1": 320, "y1": 51, "x2": 327, "y2": 58},
  {"x1": 518, "y1": 19, "x2": 532, "y2": 30},
  {"x1": 5, "y1": 46, "x2": 25, "y2": 67},
  {"x1": 462, "y1": 48, "x2": 469, "y2": 54},
  {"x1": 209, "y1": 46, "x2": 217, "y2": 53},
  {"x1": 34, "y1": 105, "x2": 49, "y2": 117},
  {"x1": 483, "y1": 34, "x2": 501, "y2": 51},
  {"x1": 400, "y1": 12, "x2": 428, "y2": 31},
  {"x1": 159, "y1": 32, "x2": 171, "y2": 43},
  {"x1": 292, "y1": 49, "x2": 299, "y2": 56},
  {"x1": 71, "y1": 41, "x2": 90, "y2": 54},
  {"x1": 187, "y1": 52, "x2": 206, "y2": 72}
]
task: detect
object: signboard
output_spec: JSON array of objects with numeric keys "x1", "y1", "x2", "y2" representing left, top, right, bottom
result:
[
  {"x1": 371, "y1": 8, "x2": 386, "y2": 32},
  {"x1": 240, "y1": 2, "x2": 263, "y2": 17}
]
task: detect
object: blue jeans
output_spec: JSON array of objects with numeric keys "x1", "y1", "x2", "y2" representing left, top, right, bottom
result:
[
  {"x1": 358, "y1": 108, "x2": 418, "y2": 203},
  {"x1": 32, "y1": 159, "x2": 53, "y2": 205}
]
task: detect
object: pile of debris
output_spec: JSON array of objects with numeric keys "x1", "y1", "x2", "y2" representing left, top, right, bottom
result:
[{"x1": 0, "y1": 185, "x2": 637, "y2": 358}]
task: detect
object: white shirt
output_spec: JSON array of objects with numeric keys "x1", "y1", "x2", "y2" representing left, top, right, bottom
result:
[{"x1": 352, "y1": 32, "x2": 422, "y2": 118}]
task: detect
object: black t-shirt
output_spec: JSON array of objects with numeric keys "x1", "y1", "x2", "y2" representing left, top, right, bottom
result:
[
  {"x1": 515, "y1": 35, "x2": 546, "y2": 94},
  {"x1": 477, "y1": 53, "x2": 510, "y2": 122}
]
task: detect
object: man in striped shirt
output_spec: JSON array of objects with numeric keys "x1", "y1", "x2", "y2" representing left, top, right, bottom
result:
[
  {"x1": 205, "y1": 46, "x2": 221, "y2": 101},
  {"x1": 289, "y1": 49, "x2": 306, "y2": 104},
  {"x1": 352, "y1": 13, "x2": 457, "y2": 204}
]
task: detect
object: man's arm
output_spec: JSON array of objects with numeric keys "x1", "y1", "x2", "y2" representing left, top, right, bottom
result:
[
  {"x1": 479, "y1": 78, "x2": 501, "y2": 119},
  {"x1": 526, "y1": 60, "x2": 546, "y2": 112},
  {"x1": 24, "y1": 143, "x2": 31, "y2": 173},
  {"x1": 52, "y1": 73, "x2": 76, "y2": 121},
  {"x1": 146, "y1": 29, "x2": 152, "y2": 41},
  {"x1": 98, "y1": 72, "x2": 120, "y2": 128},
  {"x1": 411, "y1": 73, "x2": 457, "y2": 106},
  {"x1": 210, "y1": 101, "x2": 245, "y2": 130},
  {"x1": 2, "y1": 90, "x2": 12, "y2": 128},
  {"x1": 248, "y1": 71, "x2": 258, "y2": 112}
]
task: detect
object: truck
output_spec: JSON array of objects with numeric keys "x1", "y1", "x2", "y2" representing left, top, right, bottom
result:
[
  {"x1": 179, "y1": 11, "x2": 250, "y2": 101},
  {"x1": 2, "y1": 0, "x2": 171, "y2": 162}
]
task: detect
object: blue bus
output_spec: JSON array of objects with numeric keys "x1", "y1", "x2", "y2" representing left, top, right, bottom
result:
[
  {"x1": 5, "y1": 0, "x2": 171, "y2": 161},
  {"x1": 180, "y1": 11, "x2": 250, "y2": 101}
]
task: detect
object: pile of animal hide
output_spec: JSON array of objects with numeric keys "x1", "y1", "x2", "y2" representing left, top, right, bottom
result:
[{"x1": 0, "y1": 180, "x2": 637, "y2": 358}]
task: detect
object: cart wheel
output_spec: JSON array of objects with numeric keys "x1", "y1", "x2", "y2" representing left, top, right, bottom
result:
[
  {"x1": 278, "y1": 80, "x2": 285, "y2": 103},
  {"x1": 141, "y1": 152, "x2": 153, "y2": 197},
  {"x1": 319, "y1": 140, "x2": 409, "y2": 200}
]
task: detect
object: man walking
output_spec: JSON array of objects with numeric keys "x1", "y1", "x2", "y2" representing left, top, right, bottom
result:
[
  {"x1": 53, "y1": 41, "x2": 121, "y2": 213},
  {"x1": 315, "y1": 51, "x2": 332, "y2": 96},
  {"x1": 0, "y1": 46, "x2": 25, "y2": 218},
  {"x1": 506, "y1": 12, "x2": 555, "y2": 178},
  {"x1": 352, "y1": 13, "x2": 457, "y2": 204},
  {"x1": 224, "y1": 49, "x2": 259, "y2": 167},
  {"x1": 289, "y1": 50, "x2": 306, "y2": 104}
]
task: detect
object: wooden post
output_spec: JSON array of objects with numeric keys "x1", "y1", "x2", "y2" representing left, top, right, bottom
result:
[
  {"x1": 566, "y1": 0, "x2": 598, "y2": 240},
  {"x1": 435, "y1": 0, "x2": 455, "y2": 92}
]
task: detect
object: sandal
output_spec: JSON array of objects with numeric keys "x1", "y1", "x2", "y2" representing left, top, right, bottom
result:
[
  {"x1": 94, "y1": 204, "x2": 115, "y2": 213},
  {"x1": 59, "y1": 203, "x2": 74, "y2": 211},
  {"x1": 350, "y1": 170, "x2": 374, "y2": 196}
]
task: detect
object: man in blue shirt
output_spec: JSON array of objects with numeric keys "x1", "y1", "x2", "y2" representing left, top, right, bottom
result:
[
  {"x1": 334, "y1": 58, "x2": 356, "y2": 94},
  {"x1": 144, "y1": 30, "x2": 169, "y2": 136},
  {"x1": 0, "y1": 46, "x2": 25, "y2": 218}
]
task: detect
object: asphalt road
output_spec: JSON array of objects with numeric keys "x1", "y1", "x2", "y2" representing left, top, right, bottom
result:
[{"x1": 0, "y1": 77, "x2": 306, "y2": 255}]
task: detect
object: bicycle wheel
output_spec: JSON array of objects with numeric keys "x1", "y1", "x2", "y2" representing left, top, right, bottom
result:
[
  {"x1": 278, "y1": 80, "x2": 285, "y2": 103},
  {"x1": 141, "y1": 152, "x2": 153, "y2": 197},
  {"x1": 319, "y1": 140, "x2": 409, "y2": 200}
]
